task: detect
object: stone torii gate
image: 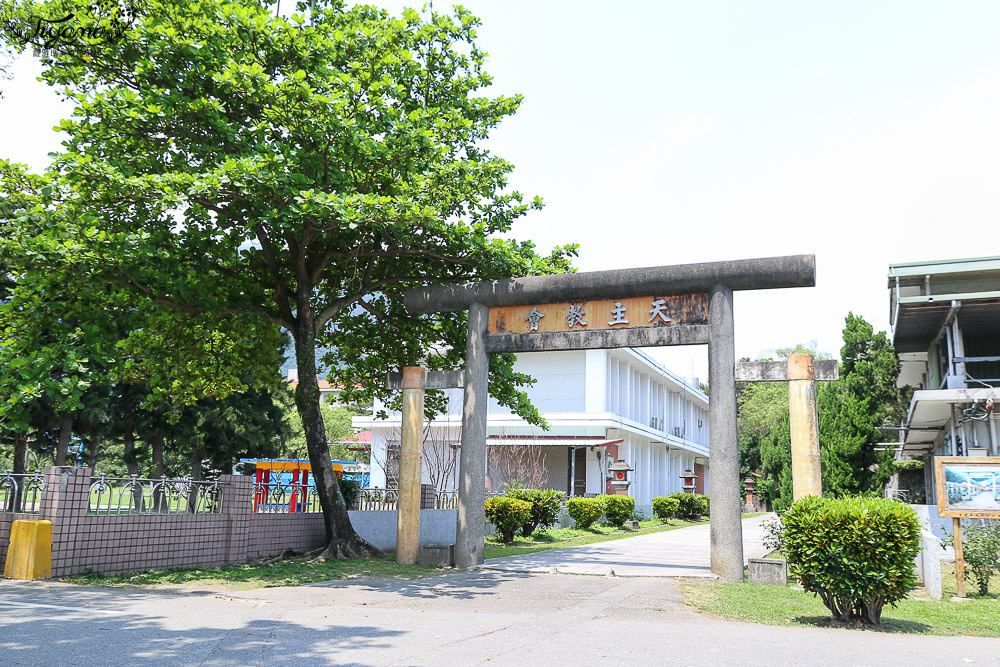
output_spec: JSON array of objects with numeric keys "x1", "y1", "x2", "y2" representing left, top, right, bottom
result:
[{"x1": 404, "y1": 255, "x2": 815, "y2": 581}]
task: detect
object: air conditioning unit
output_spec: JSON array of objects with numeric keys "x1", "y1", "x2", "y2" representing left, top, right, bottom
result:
[{"x1": 649, "y1": 416, "x2": 664, "y2": 430}]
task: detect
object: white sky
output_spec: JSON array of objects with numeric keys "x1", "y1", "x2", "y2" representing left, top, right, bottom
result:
[{"x1": 3, "y1": 1, "x2": 1000, "y2": 382}]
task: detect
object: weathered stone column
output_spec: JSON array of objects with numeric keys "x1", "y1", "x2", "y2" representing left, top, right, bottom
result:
[
  {"x1": 396, "y1": 366, "x2": 425, "y2": 565},
  {"x1": 787, "y1": 354, "x2": 822, "y2": 500},
  {"x1": 708, "y1": 285, "x2": 744, "y2": 582},
  {"x1": 456, "y1": 303, "x2": 489, "y2": 569}
]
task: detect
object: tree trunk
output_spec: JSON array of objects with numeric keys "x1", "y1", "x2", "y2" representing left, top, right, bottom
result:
[
  {"x1": 12, "y1": 432, "x2": 28, "y2": 476},
  {"x1": 123, "y1": 431, "x2": 143, "y2": 511},
  {"x1": 293, "y1": 323, "x2": 381, "y2": 559},
  {"x1": 87, "y1": 433, "x2": 103, "y2": 471},
  {"x1": 151, "y1": 433, "x2": 165, "y2": 512},
  {"x1": 8, "y1": 432, "x2": 28, "y2": 512},
  {"x1": 188, "y1": 444, "x2": 203, "y2": 513},
  {"x1": 55, "y1": 414, "x2": 73, "y2": 466}
]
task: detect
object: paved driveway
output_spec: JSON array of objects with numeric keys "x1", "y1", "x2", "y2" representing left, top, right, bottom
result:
[{"x1": 481, "y1": 513, "x2": 772, "y2": 577}]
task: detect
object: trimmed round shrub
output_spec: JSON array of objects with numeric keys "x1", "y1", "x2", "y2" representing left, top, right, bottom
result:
[
  {"x1": 652, "y1": 496, "x2": 680, "y2": 522},
  {"x1": 567, "y1": 497, "x2": 604, "y2": 529},
  {"x1": 697, "y1": 494, "x2": 710, "y2": 518},
  {"x1": 782, "y1": 495, "x2": 920, "y2": 625},
  {"x1": 485, "y1": 496, "x2": 533, "y2": 543},
  {"x1": 505, "y1": 486, "x2": 566, "y2": 537},
  {"x1": 669, "y1": 492, "x2": 706, "y2": 519},
  {"x1": 598, "y1": 494, "x2": 635, "y2": 527}
]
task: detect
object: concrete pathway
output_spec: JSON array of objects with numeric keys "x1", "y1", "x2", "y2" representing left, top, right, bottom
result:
[{"x1": 480, "y1": 513, "x2": 772, "y2": 577}]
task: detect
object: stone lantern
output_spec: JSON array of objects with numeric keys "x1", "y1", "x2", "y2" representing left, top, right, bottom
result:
[
  {"x1": 680, "y1": 468, "x2": 698, "y2": 493},
  {"x1": 608, "y1": 459, "x2": 634, "y2": 495}
]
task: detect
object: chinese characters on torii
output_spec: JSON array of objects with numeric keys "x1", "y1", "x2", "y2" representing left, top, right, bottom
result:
[
  {"x1": 566, "y1": 304, "x2": 587, "y2": 328},
  {"x1": 609, "y1": 301, "x2": 629, "y2": 326},
  {"x1": 524, "y1": 307, "x2": 545, "y2": 331},
  {"x1": 648, "y1": 299, "x2": 672, "y2": 324},
  {"x1": 520, "y1": 299, "x2": 679, "y2": 331}
]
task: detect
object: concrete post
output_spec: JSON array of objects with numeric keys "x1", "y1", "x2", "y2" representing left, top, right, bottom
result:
[
  {"x1": 456, "y1": 303, "x2": 489, "y2": 569},
  {"x1": 396, "y1": 366, "x2": 425, "y2": 565},
  {"x1": 708, "y1": 285, "x2": 744, "y2": 582},
  {"x1": 787, "y1": 354, "x2": 822, "y2": 500}
]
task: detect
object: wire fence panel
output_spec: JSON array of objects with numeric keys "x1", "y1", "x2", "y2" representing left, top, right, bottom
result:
[
  {"x1": 0, "y1": 471, "x2": 44, "y2": 514},
  {"x1": 88, "y1": 474, "x2": 223, "y2": 515}
]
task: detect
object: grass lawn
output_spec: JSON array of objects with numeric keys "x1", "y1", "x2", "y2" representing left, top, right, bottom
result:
[
  {"x1": 677, "y1": 559, "x2": 1000, "y2": 638},
  {"x1": 64, "y1": 555, "x2": 444, "y2": 590}
]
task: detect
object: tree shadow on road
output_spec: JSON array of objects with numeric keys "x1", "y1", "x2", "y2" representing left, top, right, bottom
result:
[{"x1": 792, "y1": 615, "x2": 931, "y2": 634}]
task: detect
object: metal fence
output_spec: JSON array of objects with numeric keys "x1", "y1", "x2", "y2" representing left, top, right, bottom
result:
[
  {"x1": 252, "y1": 478, "x2": 322, "y2": 513},
  {"x1": 0, "y1": 471, "x2": 44, "y2": 514},
  {"x1": 88, "y1": 474, "x2": 224, "y2": 515},
  {"x1": 250, "y1": 484, "x2": 459, "y2": 513}
]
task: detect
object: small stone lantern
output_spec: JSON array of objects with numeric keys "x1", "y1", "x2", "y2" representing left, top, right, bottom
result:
[
  {"x1": 608, "y1": 459, "x2": 634, "y2": 495},
  {"x1": 680, "y1": 468, "x2": 698, "y2": 493}
]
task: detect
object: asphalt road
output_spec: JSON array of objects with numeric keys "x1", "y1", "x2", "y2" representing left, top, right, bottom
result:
[
  {"x1": 1, "y1": 572, "x2": 998, "y2": 666},
  {"x1": 1, "y1": 517, "x2": 997, "y2": 666}
]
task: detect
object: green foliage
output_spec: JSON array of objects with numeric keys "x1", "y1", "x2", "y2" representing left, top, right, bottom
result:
[
  {"x1": 1, "y1": 0, "x2": 579, "y2": 555},
  {"x1": 597, "y1": 494, "x2": 635, "y2": 527},
  {"x1": 338, "y1": 477, "x2": 360, "y2": 510},
  {"x1": 504, "y1": 486, "x2": 564, "y2": 537},
  {"x1": 942, "y1": 521, "x2": 1000, "y2": 596},
  {"x1": 891, "y1": 459, "x2": 925, "y2": 473},
  {"x1": 566, "y1": 497, "x2": 604, "y2": 529},
  {"x1": 782, "y1": 495, "x2": 921, "y2": 625},
  {"x1": 652, "y1": 496, "x2": 680, "y2": 521},
  {"x1": 738, "y1": 316, "x2": 904, "y2": 511},
  {"x1": 669, "y1": 492, "x2": 708, "y2": 519},
  {"x1": 484, "y1": 496, "x2": 532, "y2": 543}
]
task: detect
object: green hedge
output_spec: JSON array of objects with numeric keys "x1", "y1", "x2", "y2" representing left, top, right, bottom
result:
[
  {"x1": 652, "y1": 496, "x2": 680, "y2": 521},
  {"x1": 597, "y1": 494, "x2": 635, "y2": 527},
  {"x1": 782, "y1": 495, "x2": 920, "y2": 625},
  {"x1": 669, "y1": 492, "x2": 708, "y2": 519},
  {"x1": 485, "y1": 496, "x2": 532, "y2": 543},
  {"x1": 504, "y1": 487, "x2": 565, "y2": 536},
  {"x1": 567, "y1": 497, "x2": 604, "y2": 529}
]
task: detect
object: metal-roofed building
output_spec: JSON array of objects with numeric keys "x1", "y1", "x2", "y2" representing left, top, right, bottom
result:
[{"x1": 888, "y1": 256, "x2": 1000, "y2": 467}]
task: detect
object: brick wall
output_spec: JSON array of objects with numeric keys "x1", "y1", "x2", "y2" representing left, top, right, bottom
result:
[{"x1": 0, "y1": 467, "x2": 455, "y2": 578}]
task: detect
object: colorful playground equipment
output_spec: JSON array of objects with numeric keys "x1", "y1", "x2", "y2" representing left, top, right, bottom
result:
[{"x1": 241, "y1": 459, "x2": 355, "y2": 513}]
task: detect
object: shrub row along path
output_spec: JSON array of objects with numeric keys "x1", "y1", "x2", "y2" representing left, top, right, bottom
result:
[{"x1": 481, "y1": 513, "x2": 773, "y2": 577}]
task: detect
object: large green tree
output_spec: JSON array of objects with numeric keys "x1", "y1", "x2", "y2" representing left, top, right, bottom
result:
[{"x1": 2, "y1": 0, "x2": 574, "y2": 558}]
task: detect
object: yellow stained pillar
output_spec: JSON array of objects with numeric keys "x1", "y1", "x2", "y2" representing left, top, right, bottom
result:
[
  {"x1": 788, "y1": 354, "x2": 822, "y2": 500},
  {"x1": 4, "y1": 520, "x2": 52, "y2": 580},
  {"x1": 396, "y1": 366, "x2": 425, "y2": 565}
]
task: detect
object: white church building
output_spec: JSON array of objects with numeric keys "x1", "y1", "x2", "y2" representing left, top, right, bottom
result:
[{"x1": 353, "y1": 348, "x2": 710, "y2": 510}]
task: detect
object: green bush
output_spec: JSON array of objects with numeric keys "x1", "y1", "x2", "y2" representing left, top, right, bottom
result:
[
  {"x1": 598, "y1": 494, "x2": 635, "y2": 527},
  {"x1": 669, "y1": 492, "x2": 707, "y2": 519},
  {"x1": 697, "y1": 494, "x2": 710, "y2": 517},
  {"x1": 943, "y1": 520, "x2": 1000, "y2": 596},
  {"x1": 782, "y1": 495, "x2": 920, "y2": 625},
  {"x1": 504, "y1": 486, "x2": 565, "y2": 536},
  {"x1": 567, "y1": 497, "x2": 604, "y2": 529},
  {"x1": 338, "y1": 477, "x2": 360, "y2": 508},
  {"x1": 484, "y1": 496, "x2": 533, "y2": 543},
  {"x1": 652, "y1": 496, "x2": 680, "y2": 521}
]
